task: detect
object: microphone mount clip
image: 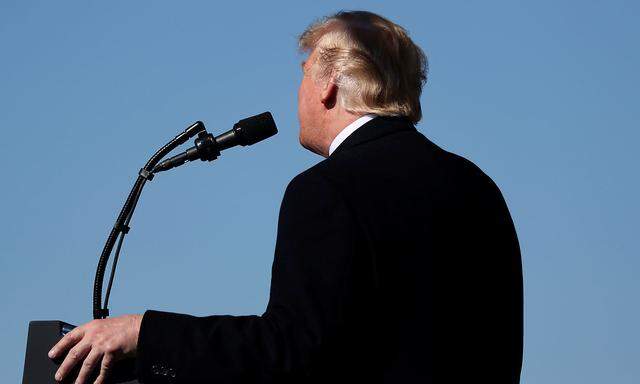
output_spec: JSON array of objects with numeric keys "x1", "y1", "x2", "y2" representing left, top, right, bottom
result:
[{"x1": 194, "y1": 131, "x2": 220, "y2": 162}]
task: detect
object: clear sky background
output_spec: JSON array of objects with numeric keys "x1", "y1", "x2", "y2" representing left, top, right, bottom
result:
[{"x1": 1, "y1": 1, "x2": 638, "y2": 382}]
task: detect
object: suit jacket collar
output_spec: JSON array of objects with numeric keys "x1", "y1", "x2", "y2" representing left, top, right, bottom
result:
[{"x1": 330, "y1": 115, "x2": 417, "y2": 156}]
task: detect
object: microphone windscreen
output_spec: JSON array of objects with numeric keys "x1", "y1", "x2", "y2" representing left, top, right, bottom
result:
[{"x1": 233, "y1": 112, "x2": 278, "y2": 146}]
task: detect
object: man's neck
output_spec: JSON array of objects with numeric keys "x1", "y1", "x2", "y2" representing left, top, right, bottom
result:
[
  {"x1": 320, "y1": 112, "x2": 363, "y2": 157},
  {"x1": 328, "y1": 114, "x2": 377, "y2": 156}
]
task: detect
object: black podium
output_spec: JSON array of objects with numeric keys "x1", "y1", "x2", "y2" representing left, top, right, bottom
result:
[{"x1": 22, "y1": 321, "x2": 139, "y2": 384}]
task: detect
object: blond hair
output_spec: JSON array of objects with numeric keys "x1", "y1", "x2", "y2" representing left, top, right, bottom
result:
[{"x1": 298, "y1": 11, "x2": 428, "y2": 124}]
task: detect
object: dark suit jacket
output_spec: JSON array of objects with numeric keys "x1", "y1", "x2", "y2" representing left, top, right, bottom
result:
[{"x1": 135, "y1": 116, "x2": 523, "y2": 383}]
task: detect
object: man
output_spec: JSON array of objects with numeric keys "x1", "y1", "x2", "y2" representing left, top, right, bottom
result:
[{"x1": 50, "y1": 10, "x2": 523, "y2": 383}]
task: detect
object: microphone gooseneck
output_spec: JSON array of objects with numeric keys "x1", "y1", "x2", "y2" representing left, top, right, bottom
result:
[
  {"x1": 93, "y1": 112, "x2": 277, "y2": 319},
  {"x1": 92, "y1": 120, "x2": 205, "y2": 319}
]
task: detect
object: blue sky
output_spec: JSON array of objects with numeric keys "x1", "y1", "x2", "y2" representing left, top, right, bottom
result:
[{"x1": 1, "y1": 1, "x2": 638, "y2": 382}]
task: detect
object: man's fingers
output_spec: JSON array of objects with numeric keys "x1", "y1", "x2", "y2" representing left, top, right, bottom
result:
[
  {"x1": 93, "y1": 353, "x2": 113, "y2": 384},
  {"x1": 54, "y1": 342, "x2": 91, "y2": 382},
  {"x1": 74, "y1": 348, "x2": 102, "y2": 384},
  {"x1": 49, "y1": 326, "x2": 85, "y2": 359}
]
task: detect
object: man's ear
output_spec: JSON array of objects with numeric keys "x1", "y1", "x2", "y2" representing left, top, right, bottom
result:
[{"x1": 320, "y1": 77, "x2": 338, "y2": 109}]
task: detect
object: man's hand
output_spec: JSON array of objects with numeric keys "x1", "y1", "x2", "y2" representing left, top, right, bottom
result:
[{"x1": 48, "y1": 314, "x2": 143, "y2": 384}]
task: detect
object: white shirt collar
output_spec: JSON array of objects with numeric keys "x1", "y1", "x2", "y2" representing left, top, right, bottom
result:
[{"x1": 328, "y1": 114, "x2": 377, "y2": 156}]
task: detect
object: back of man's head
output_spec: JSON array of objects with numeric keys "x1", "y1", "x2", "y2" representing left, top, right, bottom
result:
[{"x1": 299, "y1": 10, "x2": 428, "y2": 124}]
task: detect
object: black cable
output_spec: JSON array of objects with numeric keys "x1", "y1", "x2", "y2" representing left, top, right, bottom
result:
[
  {"x1": 102, "y1": 181, "x2": 144, "y2": 314},
  {"x1": 93, "y1": 178, "x2": 145, "y2": 319},
  {"x1": 103, "y1": 229, "x2": 125, "y2": 313}
]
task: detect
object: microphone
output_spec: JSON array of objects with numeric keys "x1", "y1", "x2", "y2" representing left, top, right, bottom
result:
[{"x1": 153, "y1": 111, "x2": 278, "y2": 173}]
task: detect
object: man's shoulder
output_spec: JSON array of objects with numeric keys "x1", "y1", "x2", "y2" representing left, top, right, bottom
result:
[
  {"x1": 308, "y1": 128, "x2": 484, "y2": 184},
  {"x1": 287, "y1": 128, "x2": 507, "y2": 207},
  {"x1": 282, "y1": 164, "x2": 337, "y2": 201}
]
